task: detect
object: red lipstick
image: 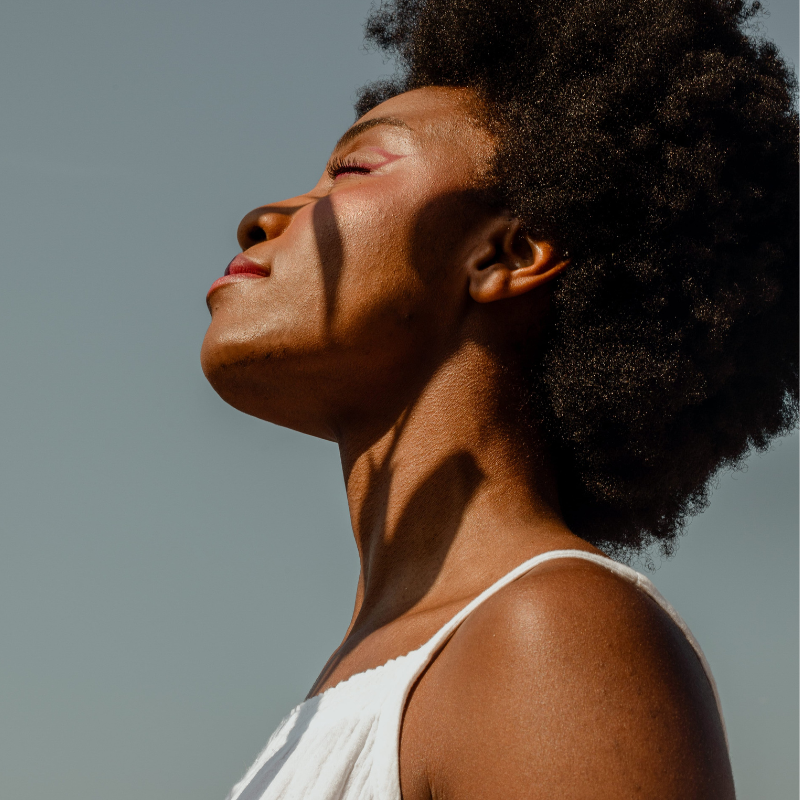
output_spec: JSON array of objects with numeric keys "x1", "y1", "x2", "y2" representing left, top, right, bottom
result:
[{"x1": 207, "y1": 254, "x2": 270, "y2": 299}]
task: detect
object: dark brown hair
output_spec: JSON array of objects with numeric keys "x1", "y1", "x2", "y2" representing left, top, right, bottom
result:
[{"x1": 356, "y1": 0, "x2": 799, "y2": 556}]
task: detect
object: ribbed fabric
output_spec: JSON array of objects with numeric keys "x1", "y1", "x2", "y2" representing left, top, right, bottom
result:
[{"x1": 226, "y1": 549, "x2": 725, "y2": 800}]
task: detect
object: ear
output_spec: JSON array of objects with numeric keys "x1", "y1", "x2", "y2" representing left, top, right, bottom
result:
[{"x1": 466, "y1": 218, "x2": 569, "y2": 304}]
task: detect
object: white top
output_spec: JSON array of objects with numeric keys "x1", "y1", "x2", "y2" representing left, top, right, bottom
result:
[{"x1": 225, "y1": 549, "x2": 725, "y2": 800}]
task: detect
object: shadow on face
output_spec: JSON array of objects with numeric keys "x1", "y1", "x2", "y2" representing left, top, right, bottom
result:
[
  {"x1": 201, "y1": 87, "x2": 502, "y2": 441},
  {"x1": 200, "y1": 90, "x2": 567, "y2": 681}
]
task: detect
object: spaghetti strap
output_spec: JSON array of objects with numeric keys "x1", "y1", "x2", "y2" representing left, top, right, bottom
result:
[
  {"x1": 410, "y1": 548, "x2": 727, "y2": 746},
  {"x1": 225, "y1": 548, "x2": 728, "y2": 800}
]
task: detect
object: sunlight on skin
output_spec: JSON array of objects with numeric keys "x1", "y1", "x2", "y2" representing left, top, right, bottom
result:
[
  {"x1": 202, "y1": 84, "x2": 581, "y2": 681},
  {"x1": 202, "y1": 87, "x2": 734, "y2": 800}
]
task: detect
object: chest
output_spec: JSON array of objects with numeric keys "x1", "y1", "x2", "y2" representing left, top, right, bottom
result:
[{"x1": 306, "y1": 600, "x2": 466, "y2": 698}]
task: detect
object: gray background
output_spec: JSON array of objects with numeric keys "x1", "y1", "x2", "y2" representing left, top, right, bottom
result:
[{"x1": 0, "y1": 1, "x2": 796, "y2": 798}]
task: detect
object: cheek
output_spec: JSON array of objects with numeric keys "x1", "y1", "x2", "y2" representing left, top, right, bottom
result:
[
  {"x1": 318, "y1": 193, "x2": 424, "y2": 328},
  {"x1": 203, "y1": 186, "x2": 444, "y2": 384},
  {"x1": 257, "y1": 199, "x2": 411, "y2": 349}
]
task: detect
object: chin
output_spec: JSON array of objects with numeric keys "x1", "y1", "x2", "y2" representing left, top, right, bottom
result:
[{"x1": 200, "y1": 330, "x2": 337, "y2": 442}]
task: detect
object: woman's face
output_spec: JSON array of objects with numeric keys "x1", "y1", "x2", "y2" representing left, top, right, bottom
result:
[{"x1": 201, "y1": 87, "x2": 496, "y2": 440}]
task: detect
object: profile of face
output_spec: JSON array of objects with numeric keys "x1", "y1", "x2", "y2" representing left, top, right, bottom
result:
[{"x1": 201, "y1": 87, "x2": 565, "y2": 441}]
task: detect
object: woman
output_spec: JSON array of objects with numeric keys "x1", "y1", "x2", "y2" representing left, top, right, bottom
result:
[{"x1": 202, "y1": 0, "x2": 797, "y2": 797}]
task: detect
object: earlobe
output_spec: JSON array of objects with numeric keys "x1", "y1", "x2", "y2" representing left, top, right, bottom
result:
[{"x1": 467, "y1": 218, "x2": 569, "y2": 304}]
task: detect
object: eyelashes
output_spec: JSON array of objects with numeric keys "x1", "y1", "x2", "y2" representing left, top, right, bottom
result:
[{"x1": 327, "y1": 155, "x2": 373, "y2": 180}]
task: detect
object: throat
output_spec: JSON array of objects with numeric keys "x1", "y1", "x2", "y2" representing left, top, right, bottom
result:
[{"x1": 334, "y1": 351, "x2": 568, "y2": 653}]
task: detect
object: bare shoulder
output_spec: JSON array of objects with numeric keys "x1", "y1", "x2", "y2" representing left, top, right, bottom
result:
[{"x1": 400, "y1": 557, "x2": 734, "y2": 800}]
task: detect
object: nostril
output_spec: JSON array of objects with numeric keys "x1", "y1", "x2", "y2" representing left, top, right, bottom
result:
[{"x1": 249, "y1": 227, "x2": 267, "y2": 244}]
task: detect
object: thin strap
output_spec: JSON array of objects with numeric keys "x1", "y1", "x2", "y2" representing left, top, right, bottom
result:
[{"x1": 411, "y1": 548, "x2": 727, "y2": 745}]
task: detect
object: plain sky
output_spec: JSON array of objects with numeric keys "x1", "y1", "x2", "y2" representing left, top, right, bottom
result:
[{"x1": 0, "y1": 2, "x2": 797, "y2": 799}]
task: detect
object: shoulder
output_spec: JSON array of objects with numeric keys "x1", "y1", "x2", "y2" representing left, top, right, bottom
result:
[{"x1": 400, "y1": 557, "x2": 734, "y2": 800}]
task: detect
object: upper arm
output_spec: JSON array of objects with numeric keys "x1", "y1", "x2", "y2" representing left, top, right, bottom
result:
[{"x1": 400, "y1": 560, "x2": 734, "y2": 800}]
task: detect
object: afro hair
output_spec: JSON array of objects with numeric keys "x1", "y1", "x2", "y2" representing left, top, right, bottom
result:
[{"x1": 355, "y1": 0, "x2": 799, "y2": 557}]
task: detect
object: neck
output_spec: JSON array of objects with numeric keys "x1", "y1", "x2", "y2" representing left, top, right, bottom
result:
[{"x1": 336, "y1": 342, "x2": 575, "y2": 638}]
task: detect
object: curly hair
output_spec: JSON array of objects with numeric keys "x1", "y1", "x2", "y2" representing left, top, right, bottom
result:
[{"x1": 355, "y1": 0, "x2": 799, "y2": 557}]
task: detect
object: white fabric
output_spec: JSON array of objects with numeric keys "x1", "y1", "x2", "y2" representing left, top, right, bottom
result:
[{"x1": 225, "y1": 549, "x2": 725, "y2": 800}]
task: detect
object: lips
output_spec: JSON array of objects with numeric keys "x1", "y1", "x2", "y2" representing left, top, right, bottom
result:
[
  {"x1": 224, "y1": 254, "x2": 270, "y2": 277},
  {"x1": 207, "y1": 254, "x2": 270, "y2": 300}
]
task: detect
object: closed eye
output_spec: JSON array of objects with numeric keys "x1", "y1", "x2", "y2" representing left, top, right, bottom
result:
[{"x1": 327, "y1": 156, "x2": 373, "y2": 180}]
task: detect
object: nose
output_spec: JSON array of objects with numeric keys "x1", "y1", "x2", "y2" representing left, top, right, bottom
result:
[{"x1": 237, "y1": 199, "x2": 309, "y2": 251}]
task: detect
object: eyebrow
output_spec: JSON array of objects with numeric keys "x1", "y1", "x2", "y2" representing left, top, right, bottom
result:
[{"x1": 333, "y1": 117, "x2": 411, "y2": 152}]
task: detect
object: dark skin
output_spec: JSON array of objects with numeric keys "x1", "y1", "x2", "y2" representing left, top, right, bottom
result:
[{"x1": 202, "y1": 87, "x2": 734, "y2": 799}]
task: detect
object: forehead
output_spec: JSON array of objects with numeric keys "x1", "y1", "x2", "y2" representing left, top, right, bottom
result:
[{"x1": 353, "y1": 87, "x2": 494, "y2": 160}]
